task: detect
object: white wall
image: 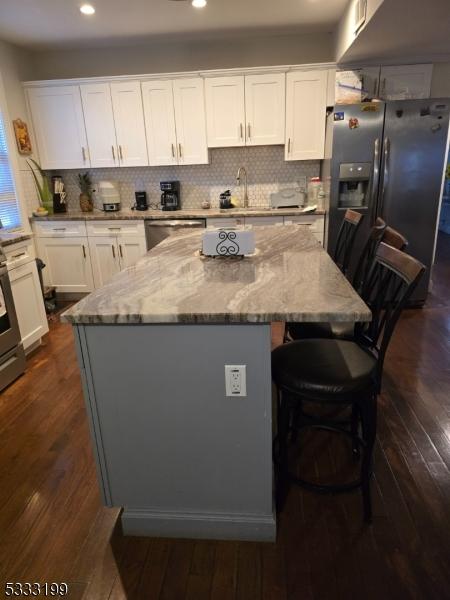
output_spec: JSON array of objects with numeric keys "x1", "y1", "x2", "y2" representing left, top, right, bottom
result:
[{"x1": 27, "y1": 32, "x2": 334, "y2": 80}]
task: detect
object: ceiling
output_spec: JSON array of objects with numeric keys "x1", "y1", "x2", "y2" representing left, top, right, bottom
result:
[{"x1": 0, "y1": 0, "x2": 347, "y2": 49}]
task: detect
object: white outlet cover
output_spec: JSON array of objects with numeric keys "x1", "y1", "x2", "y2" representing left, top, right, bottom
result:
[{"x1": 225, "y1": 365, "x2": 247, "y2": 397}]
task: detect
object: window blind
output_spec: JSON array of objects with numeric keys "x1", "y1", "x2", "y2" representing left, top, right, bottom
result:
[{"x1": 0, "y1": 106, "x2": 21, "y2": 230}]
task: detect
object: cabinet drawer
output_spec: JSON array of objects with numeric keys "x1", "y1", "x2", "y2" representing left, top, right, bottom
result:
[
  {"x1": 284, "y1": 215, "x2": 325, "y2": 232},
  {"x1": 86, "y1": 220, "x2": 145, "y2": 237},
  {"x1": 206, "y1": 217, "x2": 245, "y2": 228},
  {"x1": 244, "y1": 216, "x2": 284, "y2": 226},
  {"x1": 4, "y1": 240, "x2": 36, "y2": 269},
  {"x1": 33, "y1": 220, "x2": 87, "y2": 237}
]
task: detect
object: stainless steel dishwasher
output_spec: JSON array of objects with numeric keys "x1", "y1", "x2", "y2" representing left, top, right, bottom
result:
[{"x1": 145, "y1": 219, "x2": 206, "y2": 251}]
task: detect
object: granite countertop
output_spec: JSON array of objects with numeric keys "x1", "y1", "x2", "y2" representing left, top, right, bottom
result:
[
  {"x1": 0, "y1": 231, "x2": 33, "y2": 247},
  {"x1": 61, "y1": 225, "x2": 370, "y2": 326},
  {"x1": 30, "y1": 207, "x2": 326, "y2": 221}
]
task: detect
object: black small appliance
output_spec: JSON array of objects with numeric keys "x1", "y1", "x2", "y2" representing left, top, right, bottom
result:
[
  {"x1": 134, "y1": 191, "x2": 148, "y2": 211},
  {"x1": 160, "y1": 181, "x2": 180, "y2": 211}
]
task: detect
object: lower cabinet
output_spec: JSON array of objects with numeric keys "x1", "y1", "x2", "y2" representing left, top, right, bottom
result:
[
  {"x1": 89, "y1": 235, "x2": 147, "y2": 287},
  {"x1": 36, "y1": 236, "x2": 94, "y2": 293},
  {"x1": 9, "y1": 259, "x2": 49, "y2": 352}
]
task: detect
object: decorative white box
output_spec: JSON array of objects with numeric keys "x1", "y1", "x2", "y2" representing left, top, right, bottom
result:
[{"x1": 202, "y1": 228, "x2": 256, "y2": 257}]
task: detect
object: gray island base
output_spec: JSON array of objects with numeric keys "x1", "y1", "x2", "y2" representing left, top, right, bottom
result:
[{"x1": 63, "y1": 226, "x2": 371, "y2": 541}]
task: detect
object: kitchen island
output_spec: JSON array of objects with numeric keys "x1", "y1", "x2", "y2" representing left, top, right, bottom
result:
[{"x1": 62, "y1": 226, "x2": 370, "y2": 541}]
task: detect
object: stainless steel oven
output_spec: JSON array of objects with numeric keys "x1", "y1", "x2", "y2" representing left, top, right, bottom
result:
[{"x1": 0, "y1": 249, "x2": 25, "y2": 391}]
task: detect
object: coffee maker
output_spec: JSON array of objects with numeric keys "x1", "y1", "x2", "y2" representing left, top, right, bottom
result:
[{"x1": 160, "y1": 181, "x2": 180, "y2": 211}]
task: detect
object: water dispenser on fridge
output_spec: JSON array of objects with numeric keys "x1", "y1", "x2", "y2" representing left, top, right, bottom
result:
[{"x1": 338, "y1": 163, "x2": 371, "y2": 209}]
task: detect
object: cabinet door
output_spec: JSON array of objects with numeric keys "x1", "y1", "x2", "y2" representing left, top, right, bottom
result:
[
  {"x1": 285, "y1": 70, "x2": 327, "y2": 161},
  {"x1": 27, "y1": 86, "x2": 89, "y2": 170},
  {"x1": 36, "y1": 237, "x2": 94, "y2": 293},
  {"x1": 9, "y1": 261, "x2": 49, "y2": 351},
  {"x1": 118, "y1": 235, "x2": 147, "y2": 269},
  {"x1": 173, "y1": 78, "x2": 209, "y2": 165},
  {"x1": 141, "y1": 80, "x2": 178, "y2": 166},
  {"x1": 110, "y1": 81, "x2": 148, "y2": 167},
  {"x1": 379, "y1": 64, "x2": 433, "y2": 100},
  {"x1": 245, "y1": 73, "x2": 285, "y2": 146},
  {"x1": 88, "y1": 237, "x2": 121, "y2": 288},
  {"x1": 205, "y1": 76, "x2": 245, "y2": 148},
  {"x1": 244, "y1": 216, "x2": 284, "y2": 226},
  {"x1": 80, "y1": 83, "x2": 118, "y2": 168}
]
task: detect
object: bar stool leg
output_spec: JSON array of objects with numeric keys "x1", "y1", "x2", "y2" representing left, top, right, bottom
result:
[{"x1": 359, "y1": 393, "x2": 377, "y2": 523}]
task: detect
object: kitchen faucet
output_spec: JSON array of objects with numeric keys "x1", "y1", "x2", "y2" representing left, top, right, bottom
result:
[{"x1": 236, "y1": 166, "x2": 249, "y2": 208}]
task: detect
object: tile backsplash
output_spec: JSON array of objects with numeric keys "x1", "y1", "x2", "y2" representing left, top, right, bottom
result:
[{"x1": 21, "y1": 146, "x2": 320, "y2": 214}]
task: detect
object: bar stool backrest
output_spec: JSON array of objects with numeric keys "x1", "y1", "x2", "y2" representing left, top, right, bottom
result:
[
  {"x1": 382, "y1": 226, "x2": 408, "y2": 251},
  {"x1": 355, "y1": 242, "x2": 425, "y2": 387},
  {"x1": 352, "y1": 218, "x2": 386, "y2": 293},
  {"x1": 333, "y1": 209, "x2": 364, "y2": 275}
]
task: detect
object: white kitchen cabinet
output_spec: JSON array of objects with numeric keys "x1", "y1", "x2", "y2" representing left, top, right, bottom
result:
[
  {"x1": 110, "y1": 81, "x2": 148, "y2": 167},
  {"x1": 141, "y1": 80, "x2": 178, "y2": 166},
  {"x1": 173, "y1": 78, "x2": 209, "y2": 165},
  {"x1": 27, "y1": 85, "x2": 89, "y2": 170},
  {"x1": 205, "y1": 73, "x2": 285, "y2": 148},
  {"x1": 245, "y1": 216, "x2": 284, "y2": 226},
  {"x1": 285, "y1": 70, "x2": 328, "y2": 161},
  {"x1": 284, "y1": 214, "x2": 325, "y2": 245},
  {"x1": 88, "y1": 236, "x2": 121, "y2": 288},
  {"x1": 245, "y1": 74, "x2": 285, "y2": 146},
  {"x1": 142, "y1": 77, "x2": 208, "y2": 166},
  {"x1": 206, "y1": 217, "x2": 245, "y2": 228},
  {"x1": 80, "y1": 83, "x2": 118, "y2": 168},
  {"x1": 379, "y1": 64, "x2": 433, "y2": 100},
  {"x1": 36, "y1": 236, "x2": 94, "y2": 293},
  {"x1": 118, "y1": 235, "x2": 147, "y2": 268},
  {"x1": 9, "y1": 260, "x2": 49, "y2": 352},
  {"x1": 205, "y1": 76, "x2": 246, "y2": 148}
]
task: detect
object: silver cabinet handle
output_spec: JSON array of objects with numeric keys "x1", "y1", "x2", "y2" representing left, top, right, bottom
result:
[
  {"x1": 178, "y1": 143, "x2": 182, "y2": 158},
  {"x1": 247, "y1": 123, "x2": 251, "y2": 139},
  {"x1": 171, "y1": 143, "x2": 175, "y2": 158},
  {"x1": 82, "y1": 245, "x2": 86, "y2": 258},
  {"x1": 381, "y1": 77, "x2": 386, "y2": 97},
  {"x1": 108, "y1": 227, "x2": 121, "y2": 231},
  {"x1": 379, "y1": 137, "x2": 390, "y2": 218},
  {"x1": 111, "y1": 145, "x2": 115, "y2": 160},
  {"x1": 119, "y1": 145, "x2": 123, "y2": 160},
  {"x1": 371, "y1": 138, "x2": 380, "y2": 223},
  {"x1": 11, "y1": 252, "x2": 26, "y2": 259},
  {"x1": 240, "y1": 123, "x2": 243, "y2": 140},
  {"x1": 119, "y1": 244, "x2": 123, "y2": 258},
  {"x1": 287, "y1": 138, "x2": 291, "y2": 153},
  {"x1": 112, "y1": 244, "x2": 116, "y2": 258},
  {"x1": 52, "y1": 227, "x2": 66, "y2": 231},
  {"x1": 82, "y1": 147, "x2": 86, "y2": 161}
]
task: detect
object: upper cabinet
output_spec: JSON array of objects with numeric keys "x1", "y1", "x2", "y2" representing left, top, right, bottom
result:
[
  {"x1": 110, "y1": 81, "x2": 148, "y2": 167},
  {"x1": 285, "y1": 70, "x2": 327, "y2": 161},
  {"x1": 205, "y1": 76, "x2": 246, "y2": 147},
  {"x1": 205, "y1": 73, "x2": 285, "y2": 148},
  {"x1": 142, "y1": 77, "x2": 208, "y2": 166},
  {"x1": 379, "y1": 64, "x2": 433, "y2": 100},
  {"x1": 28, "y1": 85, "x2": 89, "y2": 170},
  {"x1": 245, "y1": 74, "x2": 285, "y2": 146},
  {"x1": 80, "y1": 83, "x2": 118, "y2": 168}
]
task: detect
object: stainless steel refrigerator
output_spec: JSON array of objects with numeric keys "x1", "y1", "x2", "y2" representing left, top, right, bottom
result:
[{"x1": 324, "y1": 99, "x2": 450, "y2": 304}]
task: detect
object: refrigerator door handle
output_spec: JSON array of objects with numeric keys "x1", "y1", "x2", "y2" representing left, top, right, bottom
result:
[
  {"x1": 379, "y1": 137, "x2": 390, "y2": 218},
  {"x1": 371, "y1": 138, "x2": 380, "y2": 223}
]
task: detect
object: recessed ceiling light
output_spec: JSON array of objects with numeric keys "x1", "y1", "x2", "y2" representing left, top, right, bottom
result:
[
  {"x1": 192, "y1": 0, "x2": 207, "y2": 7},
  {"x1": 80, "y1": 4, "x2": 95, "y2": 15}
]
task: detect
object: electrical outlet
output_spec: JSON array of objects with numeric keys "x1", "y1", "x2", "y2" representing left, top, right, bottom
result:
[{"x1": 225, "y1": 365, "x2": 247, "y2": 397}]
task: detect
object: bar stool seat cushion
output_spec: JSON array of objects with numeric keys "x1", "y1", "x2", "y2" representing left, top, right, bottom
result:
[
  {"x1": 272, "y1": 339, "x2": 377, "y2": 399},
  {"x1": 287, "y1": 321, "x2": 354, "y2": 341}
]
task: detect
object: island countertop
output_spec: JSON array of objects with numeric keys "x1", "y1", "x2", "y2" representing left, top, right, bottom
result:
[{"x1": 61, "y1": 225, "x2": 371, "y2": 325}]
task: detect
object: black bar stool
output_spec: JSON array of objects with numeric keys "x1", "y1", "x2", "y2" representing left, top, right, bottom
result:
[{"x1": 272, "y1": 243, "x2": 425, "y2": 522}]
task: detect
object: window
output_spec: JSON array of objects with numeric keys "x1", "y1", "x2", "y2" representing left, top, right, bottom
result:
[{"x1": 0, "y1": 104, "x2": 21, "y2": 230}]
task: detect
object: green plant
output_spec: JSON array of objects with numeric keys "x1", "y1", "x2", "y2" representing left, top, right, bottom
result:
[
  {"x1": 27, "y1": 158, "x2": 52, "y2": 207},
  {"x1": 77, "y1": 172, "x2": 92, "y2": 195}
]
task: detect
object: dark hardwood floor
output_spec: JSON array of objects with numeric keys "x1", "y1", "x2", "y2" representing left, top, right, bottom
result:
[{"x1": 1, "y1": 233, "x2": 450, "y2": 599}]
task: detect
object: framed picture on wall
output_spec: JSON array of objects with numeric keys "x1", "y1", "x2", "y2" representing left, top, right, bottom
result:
[{"x1": 12, "y1": 118, "x2": 32, "y2": 155}]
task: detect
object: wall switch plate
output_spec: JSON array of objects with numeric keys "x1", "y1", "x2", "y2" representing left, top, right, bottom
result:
[{"x1": 225, "y1": 365, "x2": 247, "y2": 397}]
